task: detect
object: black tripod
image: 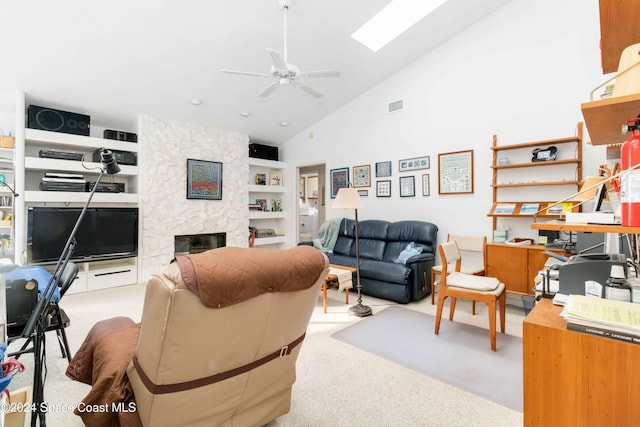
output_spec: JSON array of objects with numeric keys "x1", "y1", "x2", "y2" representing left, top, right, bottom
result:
[{"x1": 19, "y1": 148, "x2": 120, "y2": 426}]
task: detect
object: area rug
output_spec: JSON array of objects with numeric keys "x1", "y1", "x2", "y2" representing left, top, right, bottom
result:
[{"x1": 331, "y1": 306, "x2": 522, "y2": 412}]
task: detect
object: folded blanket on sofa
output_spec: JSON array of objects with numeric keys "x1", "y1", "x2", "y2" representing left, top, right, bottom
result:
[{"x1": 313, "y1": 217, "x2": 342, "y2": 254}]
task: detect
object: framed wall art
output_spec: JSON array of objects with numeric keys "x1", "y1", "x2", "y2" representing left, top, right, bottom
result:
[
  {"x1": 187, "y1": 159, "x2": 222, "y2": 200},
  {"x1": 376, "y1": 180, "x2": 391, "y2": 197},
  {"x1": 399, "y1": 156, "x2": 429, "y2": 172},
  {"x1": 330, "y1": 167, "x2": 349, "y2": 198},
  {"x1": 399, "y1": 176, "x2": 415, "y2": 197},
  {"x1": 438, "y1": 150, "x2": 474, "y2": 195},
  {"x1": 357, "y1": 189, "x2": 368, "y2": 197},
  {"x1": 422, "y1": 174, "x2": 430, "y2": 196},
  {"x1": 352, "y1": 164, "x2": 371, "y2": 187},
  {"x1": 375, "y1": 161, "x2": 392, "y2": 177}
]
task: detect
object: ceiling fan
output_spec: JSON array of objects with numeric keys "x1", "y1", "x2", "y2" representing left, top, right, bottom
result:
[{"x1": 219, "y1": 0, "x2": 340, "y2": 98}]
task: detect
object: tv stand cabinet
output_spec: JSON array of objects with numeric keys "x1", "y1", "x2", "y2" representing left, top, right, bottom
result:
[{"x1": 46, "y1": 257, "x2": 138, "y2": 295}]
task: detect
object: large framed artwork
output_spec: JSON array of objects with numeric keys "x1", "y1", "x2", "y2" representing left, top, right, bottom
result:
[
  {"x1": 438, "y1": 150, "x2": 474, "y2": 195},
  {"x1": 186, "y1": 159, "x2": 223, "y2": 200},
  {"x1": 330, "y1": 167, "x2": 349, "y2": 198}
]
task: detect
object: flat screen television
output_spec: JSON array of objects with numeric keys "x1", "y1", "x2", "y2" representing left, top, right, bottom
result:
[{"x1": 28, "y1": 207, "x2": 138, "y2": 264}]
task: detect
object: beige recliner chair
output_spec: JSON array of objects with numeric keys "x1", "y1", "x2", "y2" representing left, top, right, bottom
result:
[{"x1": 68, "y1": 246, "x2": 328, "y2": 427}]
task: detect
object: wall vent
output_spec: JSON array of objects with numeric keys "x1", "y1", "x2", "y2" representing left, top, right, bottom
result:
[{"x1": 388, "y1": 99, "x2": 404, "y2": 113}]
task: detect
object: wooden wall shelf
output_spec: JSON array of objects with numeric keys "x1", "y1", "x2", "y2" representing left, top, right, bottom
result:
[
  {"x1": 492, "y1": 159, "x2": 580, "y2": 170},
  {"x1": 489, "y1": 123, "x2": 583, "y2": 235},
  {"x1": 581, "y1": 93, "x2": 640, "y2": 146}
]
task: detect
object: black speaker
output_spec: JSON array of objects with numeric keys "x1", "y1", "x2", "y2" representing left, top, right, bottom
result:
[
  {"x1": 104, "y1": 129, "x2": 138, "y2": 143},
  {"x1": 249, "y1": 143, "x2": 278, "y2": 161},
  {"x1": 27, "y1": 105, "x2": 90, "y2": 136}
]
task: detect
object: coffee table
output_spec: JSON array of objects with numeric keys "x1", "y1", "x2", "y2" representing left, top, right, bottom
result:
[{"x1": 321, "y1": 264, "x2": 356, "y2": 313}]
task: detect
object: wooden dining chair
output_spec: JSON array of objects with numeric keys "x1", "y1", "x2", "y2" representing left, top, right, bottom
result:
[
  {"x1": 434, "y1": 241, "x2": 506, "y2": 351},
  {"x1": 431, "y1": 235, "x2": 487, "y2": 311}
]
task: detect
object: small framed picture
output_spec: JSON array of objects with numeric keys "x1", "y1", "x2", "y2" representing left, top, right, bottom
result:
[
  {"x1": 352, "y1": 164, "x2": 371, "y2": 187},
  {"x1": 357, "y1": 189, "x2": 368, "y2": 197},
  {"x1": 330, "y1": 167, "x2": 349, "y2": 198},
  {"x1": 255, "y1": 173, "x2": 266, "y2": 185},
  {"x1": 187, "y1": 159, "x2": 223, "y2": 200},
  {"x1": 399, "y1": 175, "x2": 415, "y2": 197},
  {"x1": 422, "y1": 174, "x2": 430, "y2": 196},
  {"x1": 376, "y1": 180, "x2": 391, "y2": 197},
  {"x1": 375, "y1": 161, "x2": 392, "y2": 177},
  {"x1": 399, "y1": 156, "x2": 430, "y2": 172}
]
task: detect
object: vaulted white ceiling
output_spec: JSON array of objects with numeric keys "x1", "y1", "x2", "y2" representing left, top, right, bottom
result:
[{"x1": 1, "y1": 0, "x2": 510, "y2": 144}]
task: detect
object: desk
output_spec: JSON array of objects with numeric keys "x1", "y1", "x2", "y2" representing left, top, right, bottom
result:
[
  {"x1": 523, "y1": 299, "x2": 640, "y2": 427},
  {"x1": 321, "y1": 265, "x2": 355, "y2": 313}
]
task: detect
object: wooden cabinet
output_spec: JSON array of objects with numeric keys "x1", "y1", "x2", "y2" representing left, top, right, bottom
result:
[
  {"x1": 523, "y1": 299, "x2": 640, "y2": 427},
  {"x1": 485, "y1": 243, "x2": 566, "y2": 295},
  {"x1": 598, "y1": 0, "x2": 640, "y2": 74}
]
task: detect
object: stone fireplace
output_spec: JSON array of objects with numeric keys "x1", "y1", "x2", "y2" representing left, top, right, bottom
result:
[{"x1": 174, "y1": 232, "x2": 227, "y2": 257}]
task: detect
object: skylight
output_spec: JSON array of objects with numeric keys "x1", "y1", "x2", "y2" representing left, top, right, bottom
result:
[{"x1": 351, "y1": 0, "x2": 448, "y2": 52}]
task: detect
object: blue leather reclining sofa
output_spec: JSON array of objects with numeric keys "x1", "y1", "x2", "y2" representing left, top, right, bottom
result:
[{"x1": 325, "y1": 219, "x2": 438, "y2": 304}]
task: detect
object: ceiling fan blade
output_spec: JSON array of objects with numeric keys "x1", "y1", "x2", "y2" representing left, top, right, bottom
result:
[
  {"x1": 296, "y1": 82, "x2": 323, "y2": 98},
  {"x1": 265, "y1": 48, "x2": 287, "y2": 70},
  {"x1": 300, "y1": 69, "x2": 341, "y2": 79},
  {"x1": 258, "y1": 81, "x2": 279, "y2": 97},
  {"x1": 219, "y1": 69, "x2": 272, "y2": 78}
]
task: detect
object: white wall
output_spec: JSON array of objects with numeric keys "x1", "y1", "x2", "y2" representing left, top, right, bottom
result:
[
  {"x1": 282, "y1": 0, "x2": 609, "y2": 244},
  {"x1": 138, "y1": 115, "x2": 249, "y2": 280}
]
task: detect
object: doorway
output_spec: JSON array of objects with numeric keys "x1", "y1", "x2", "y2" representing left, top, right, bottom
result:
[{"x1": 297, "y1": 164, "x2": 326, "y2": 243}]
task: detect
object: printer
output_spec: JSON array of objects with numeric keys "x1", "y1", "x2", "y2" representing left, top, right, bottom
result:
[{"x1": 558, "y1": 253, "x2": 627, "y2": 297}]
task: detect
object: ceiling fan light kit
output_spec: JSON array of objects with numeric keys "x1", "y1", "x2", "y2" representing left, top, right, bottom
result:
[{"x1": 220, "y1": 0, "x2": 340, "y2": 98}]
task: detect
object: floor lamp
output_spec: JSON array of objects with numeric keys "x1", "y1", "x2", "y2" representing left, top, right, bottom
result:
[
  {"x1": 333, "y1": 185, "x2": 372, "y2": 317},
  {"x1": 20, "y1": 148, "x2": 120, "y2": 427}
]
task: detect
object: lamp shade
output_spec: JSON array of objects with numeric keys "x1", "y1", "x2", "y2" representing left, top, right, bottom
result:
[{"x1": 333, "y1": 187, "x2": 362, "y2": 209}]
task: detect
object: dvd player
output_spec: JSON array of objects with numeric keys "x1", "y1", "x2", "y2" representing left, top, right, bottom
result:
[
  {"x1": 39, "y1": 181, "x2": 86, "y2": 192},
  {"x1": 39, "y1": 149, "x2": 84, "y2": 161},
  {"x1": 91, "y1": 149, "x2": 137, "y2": 166},
  {"x1": 86, "y1": 182, "x2": 125, "y2": 193}
]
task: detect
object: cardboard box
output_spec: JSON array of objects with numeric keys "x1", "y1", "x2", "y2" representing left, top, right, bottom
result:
[{"x1": 5, "y1": 386, "x2": 32, "y2": 427}]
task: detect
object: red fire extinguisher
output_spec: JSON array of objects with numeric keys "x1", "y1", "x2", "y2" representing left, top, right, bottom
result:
[{"x1": 621, "y1": 118, "x2": 640, "y2": 226}]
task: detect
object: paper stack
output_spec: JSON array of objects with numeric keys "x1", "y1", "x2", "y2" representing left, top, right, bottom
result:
[{"x1": 561, "y1": 294, "x2": 640, "y2": 345}]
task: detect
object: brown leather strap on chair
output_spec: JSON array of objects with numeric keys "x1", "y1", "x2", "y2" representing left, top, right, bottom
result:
[{"x1": 131, "y1": 333, "x2": 306, "y2": 394}]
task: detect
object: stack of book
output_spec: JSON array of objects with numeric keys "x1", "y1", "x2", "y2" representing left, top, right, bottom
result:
[
  {"x1": 561, "y1": 294, "x2": 640, "y2": 345},
  {"x1": 40, "y1": 172, "x2": 86, "y2": 192},
  {"x1": 248, "y1": 203, "x2": 262, "y2": 211}
]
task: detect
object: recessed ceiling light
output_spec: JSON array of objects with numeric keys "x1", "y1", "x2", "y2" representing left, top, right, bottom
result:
[
  {"x1": 280, "y1": 121, "x2": 288, "y2": 127},
  {"x1": 351, "y1": 0, "x2": 447, "y2": 52},
  {"x1": 191, "y1": 99, "x2": 202, "y2": 105},
  {"x1": 240, "y1": 112, "x2": 251, "y2": 117}
]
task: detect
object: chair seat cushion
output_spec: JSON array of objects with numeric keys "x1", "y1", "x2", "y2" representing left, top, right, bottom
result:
[
  {"x1": 446, "y1": 272, "x2": 501, "y2": 292},
  {"x1": 432, "y1": 265, "x2": 484, "y2": 275}
]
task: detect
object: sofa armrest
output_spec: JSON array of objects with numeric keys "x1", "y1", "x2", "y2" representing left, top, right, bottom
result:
[
  {"x1": 406, "y1": 253, "x2": 435, "y2": 301},
  {"x1": 406, "y1": 253, "x2": 434, "y2": 264}
]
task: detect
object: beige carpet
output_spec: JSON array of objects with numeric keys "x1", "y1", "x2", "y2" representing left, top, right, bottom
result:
[{"x1": 7, "y1": 284, "x2": 525, "y2": 427}]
